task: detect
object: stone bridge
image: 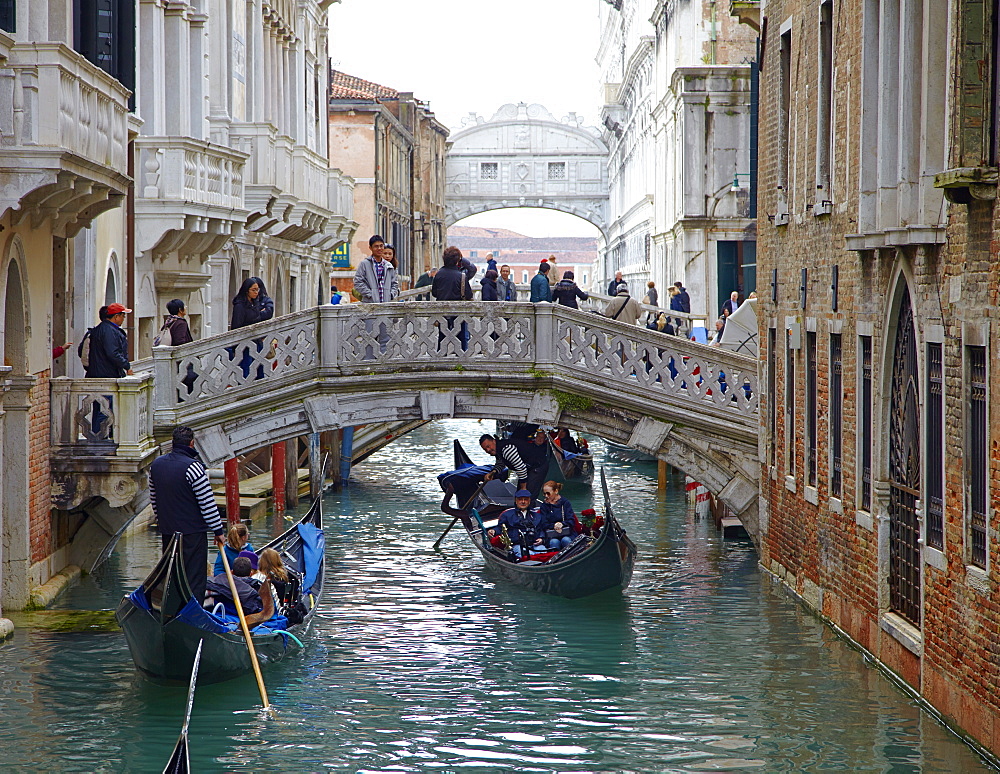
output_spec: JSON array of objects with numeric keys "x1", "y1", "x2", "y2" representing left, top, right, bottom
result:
[{"x1": 51, "y1": 302, "x2": 762, "y2": 565}]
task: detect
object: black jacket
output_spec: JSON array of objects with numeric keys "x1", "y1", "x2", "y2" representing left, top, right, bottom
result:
[
  {"x1": 149, "y1": 443, "x2": 225, "y2": 537},
  {"x1": 552, "y1": 279, "x2": 589, "y2": 309},
  {"x1": 85, "y1": 320, "x2": 130, "y2": 378},
  {"x1": 481, "y1": 275, "x2": 499, "y2": 301},
  {"x1": 230, "y1": 294, "x2": 275, "y2": 330},
  {"x1": 432, "y1": 265, "x2": 472, "y2": 301}
]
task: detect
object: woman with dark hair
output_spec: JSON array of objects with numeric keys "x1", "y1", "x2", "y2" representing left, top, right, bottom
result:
[
  {"x1": 230, "y1": 276, "x2": 274, "y2": 330},
  {"x1": 230, "y1": 277, "x2": 275, "y2": 379},
  {"x1": 481, "y1": 269, "x2": 499, "y2": 301},
  {"x1": 551, "y1": 270, "x2": 589, "y2": 309}
]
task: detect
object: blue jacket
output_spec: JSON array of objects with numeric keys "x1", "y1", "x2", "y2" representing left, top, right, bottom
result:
[
  {"x1": 497, "y1": 506, "x2": 546, "y2": 544},
  {"x1": 213, "y1": 541, "x2": 256, "y2": 576},
  {"x1": 538, "y1": 497, "x2": 579, "y2": 533},
  {"x1": 530, "y1": 273, "x2": 552, "y2": 302},
  {"x1": 84, "y1": 319, "x2": 130, "y2": 378}
]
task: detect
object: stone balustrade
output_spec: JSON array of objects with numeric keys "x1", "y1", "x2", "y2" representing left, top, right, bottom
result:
[
  {"x1": 0, "y1": 43, "x2": 131, "y2": 228},
  {"x1": 50, "y1": 374, "x2": 156, "y2": 459}
]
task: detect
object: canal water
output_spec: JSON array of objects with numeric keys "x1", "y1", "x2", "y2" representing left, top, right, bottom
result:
[{"x1": 0, "y1": 419, "x2": 992, "y2": 772}]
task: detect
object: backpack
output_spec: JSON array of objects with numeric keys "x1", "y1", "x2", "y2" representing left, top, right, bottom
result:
[
  {"x1": 153, "y1": 320, "x2": 173, "y2": 348},
  {"x1": 77, "y1": 327, "x2": 95, "y2": 369}
]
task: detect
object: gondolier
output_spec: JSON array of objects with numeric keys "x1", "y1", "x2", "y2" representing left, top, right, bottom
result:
[
  {"x1": 479, "y1": 433, "x2": 528, "y2": 491},
  {"x1": 149, "y1": 426, "x2": 226, "y2": 602}
]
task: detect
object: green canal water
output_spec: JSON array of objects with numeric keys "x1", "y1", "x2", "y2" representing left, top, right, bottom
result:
[{"x1": 0, "y1": 419, "x2": 993, "y2": 772}]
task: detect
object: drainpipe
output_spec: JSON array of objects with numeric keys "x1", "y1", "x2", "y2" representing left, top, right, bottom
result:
[
  {"x1": 126, "y1": 140, "x2": 136, "y2": 360},
  {"x1": 710, "y1": 0, "x2": 718, "y2": 65},
  {"x1": 339, "y1": 425, "x2": 354, "y2": 486}
]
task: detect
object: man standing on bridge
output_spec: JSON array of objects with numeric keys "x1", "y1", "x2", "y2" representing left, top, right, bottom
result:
[{"x1": 150, "y1": 425, "x2": 226, "y2": 602}]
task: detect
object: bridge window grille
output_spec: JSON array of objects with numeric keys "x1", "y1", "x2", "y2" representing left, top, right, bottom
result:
[
  {"x1": 859, "y1": 335, "x2": 872, "y2": 511},
  {"x1": 0, "y1": 0, "x2": 14, "y2": 32},
  {"x1": 480, "y1": 162, "x2": 498, "y2": 180},
  {"x1": 806, "y1": 330, "x2": 817, "y2": 487},
  {"x1": 785, "y1": 334, "x2": 796, "y2": 475},
  {"x1": 925, "y1": 342, "x2": 944, "y2": 550},
  {"x1": 888, "y1": 291, "x2": 920, "y2": 627},
  {"x1": 968, "y1": 345, "x2": 988, "y2": 568},
  {"x1": 830, "y1": 333, "x2": 843, "y2": 497},
  {"x1": 768, "y1": 327, "x2": 777, "y2": 468},
  {"x1": 548, "y1": 162, "x2": 566, "y2": 180}
]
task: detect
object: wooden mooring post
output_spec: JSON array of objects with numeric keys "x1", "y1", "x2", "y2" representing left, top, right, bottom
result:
[
  {"x1": 309, "y1": 431, "x2": 322, "y2": 499},
  {"x1": 224, "y1": 457, "x2": 241, "y2": 525},
  {"x1": 271, "y1": 441, "x2": 286, "y2": 520},
  {"x1": 657, "y1": 459, "x2": 668, "y2": 491}
]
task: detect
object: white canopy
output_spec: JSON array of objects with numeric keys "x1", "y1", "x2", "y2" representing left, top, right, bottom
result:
[{"x1": 719, "y1": 298, "x2": 758, "y2": 357}]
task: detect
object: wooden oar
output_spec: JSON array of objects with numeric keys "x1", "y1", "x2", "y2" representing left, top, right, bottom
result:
[
  {"x1": 433, "y1": 470, "x2": 497, "y2": 549},
  {"x1": 219, "y1": 547, "x2": 270, "y2": 711}
]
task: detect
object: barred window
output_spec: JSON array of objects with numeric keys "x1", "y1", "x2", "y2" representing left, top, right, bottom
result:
[
  {"x1": 480, "y1": 163, "x2": 498, "y2": 180},
  {"x1": 786, "y1": 334, "x2": 796, "y2": 474},
  {"x1": 830, "y1": 333, "x2": 843, "y2": 497},
  {"x1": 925, "y1": 343, "x2": 944, "y2": 550},
  {"x1": 968, "y1": 346, "x2": 987, "y2": 568},
  {"x1": 860, "y1": 335, "x2": 872, "y2": 511},
  {"x1": 548, "y1": 162, "x2": 566, "y2": 180},
  {"x1": 806, "y1": 331, "x2": 817, "y2": 487},
  {"x1": 768, "y1": 328, "x2": 777, "y2": 467}
]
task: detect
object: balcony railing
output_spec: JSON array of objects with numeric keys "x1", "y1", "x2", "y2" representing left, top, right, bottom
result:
[
  {"x1": 50, "y1": 374, "x2": 156, "y2": 459},
  {"x1": 136, "y1": 137, "x2": 246, "y2": 211}
]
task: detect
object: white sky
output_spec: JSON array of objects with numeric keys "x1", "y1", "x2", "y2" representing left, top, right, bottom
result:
[{"x1": 328, "y1": 0, "x2": 603, "y2": 238}]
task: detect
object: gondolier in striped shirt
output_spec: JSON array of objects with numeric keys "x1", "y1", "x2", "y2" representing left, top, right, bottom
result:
[
  {"x1": 149, "y1": 426, "x2": 226, "y2": 602},
  {"x1": 479, "y1": 433, "x2": 529, "y2": 492}
]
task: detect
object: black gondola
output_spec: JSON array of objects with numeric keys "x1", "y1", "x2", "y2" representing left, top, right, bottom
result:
[
  {"x1": 116, "y1": 495, "x2": 324, "y2": 685},
  {"x1": 546, "y1": 435, "x2": 596, "y2": 485},
  {"x1": 439, "y1": 441, "x2": 636, "y2": 599},
  {"x1": 162, "y1": 639, "x2": 202, "y2": 774}
]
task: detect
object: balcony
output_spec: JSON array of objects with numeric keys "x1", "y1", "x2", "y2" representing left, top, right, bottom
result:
[
  {"x1": 134, "y1": 136, "x2": 249, "y2": 259},
  {"x1": 0, "y1": 43, "x2": 131, "y2": 234},
  {"x1": 230, "y1": 122, "x2": 357, "y2": 248},
  {"x1": 49, "y1": 374, "x2": 159, "y2": 512},
  {"x1": 729, "y1": 0, "x2": 761, "y2": 32}
]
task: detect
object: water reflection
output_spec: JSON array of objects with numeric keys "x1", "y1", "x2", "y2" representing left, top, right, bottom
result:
[{"x1": 0, "y1": 419, "x2": 992, "y2": 772}]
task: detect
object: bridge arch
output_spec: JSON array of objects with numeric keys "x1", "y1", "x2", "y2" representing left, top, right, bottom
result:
[{"x1": 446, "y1": 103, "x2": 609, "y2": 239}]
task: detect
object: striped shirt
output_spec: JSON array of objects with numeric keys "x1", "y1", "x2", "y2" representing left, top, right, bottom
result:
[
  {"x1": 149, "y1": 444, "x2": 225, "y2": 536},
  {"x1": 496, "y1": 439, "x2": 528, "y2": 481}
]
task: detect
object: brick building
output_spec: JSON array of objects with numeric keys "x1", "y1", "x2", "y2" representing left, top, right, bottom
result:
[
  {"x1": 328, "y1": 70, "x2": 448, "y2": 288},
  {"x1": 745, "y1": 0, "x2": 1000, "y2": 757}
]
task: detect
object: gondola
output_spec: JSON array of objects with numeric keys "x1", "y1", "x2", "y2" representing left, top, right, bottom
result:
[
  {"x1": 439, "y1": 440, "x2": 636, "y2": 599},
  {"x1": 546, "y1": 434, "x2": 595, "y2": 485},
  {"x1": 116, "y1": 494, "x2": 324, "y2": 685},
  {"x1": 162, "y1": 640, "x2": 202, "y2": 774},
  {"x1": 604, "y1": 439, "x2": 657, "y2": 464}
]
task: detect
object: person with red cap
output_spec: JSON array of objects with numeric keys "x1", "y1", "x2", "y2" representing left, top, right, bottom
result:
[{"x1": 84, "y1": 302, "x2": 133, "y2": 378}]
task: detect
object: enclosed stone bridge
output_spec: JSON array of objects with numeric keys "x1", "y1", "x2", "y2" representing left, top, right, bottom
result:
[
  {"x1": 446, "y1": 103, "x2": 609, "y2": 237},
  {"x1": 51, "y1": 302, "x2": 762, "y2": 563}
]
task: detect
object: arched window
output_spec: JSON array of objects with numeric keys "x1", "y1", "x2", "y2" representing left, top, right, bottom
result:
[
  {"x1": 3, "y1": 258, "x2": 27, "y2": 373},
  {"x1": 105, "y1": 252, "x2": 120, "y2": 306}
]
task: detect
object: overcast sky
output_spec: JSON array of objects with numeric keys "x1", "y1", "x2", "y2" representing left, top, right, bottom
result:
[{"x1": 328, "y1": 0, "x2": 603, "y2": 238}]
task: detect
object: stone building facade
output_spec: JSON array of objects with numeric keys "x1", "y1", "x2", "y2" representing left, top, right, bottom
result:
[
  {"x1": 747, "y1": 0, "x2": 1000, "y2": 757},
  {"x1": 597, "y1": 0, "x2": 756, "y2": 319},
  {"x1": 0, "y1": 0, "x2": 356, "y2": 628},
  {"x1": 328, "y1": 70, "x2": 448, "y2": 285}
]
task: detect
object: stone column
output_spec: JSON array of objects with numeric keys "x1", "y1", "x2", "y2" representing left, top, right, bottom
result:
[{"x1": 1, "y1": 375, "x2": 35, "y2": 611}]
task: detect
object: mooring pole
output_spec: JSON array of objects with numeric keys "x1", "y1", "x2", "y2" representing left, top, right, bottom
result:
[
  {"x1": 309, "y1": 431, "x2": 322, "y2": 499},
  {"x1": 272, "y1": 441, "x2": 286, "y2": 520},
  {"x1": 224, "y1": 457, "x2": 241, "y2": 525},
  {"x1": 658, "y1": 459, "x2": 668, "y2": 491}
]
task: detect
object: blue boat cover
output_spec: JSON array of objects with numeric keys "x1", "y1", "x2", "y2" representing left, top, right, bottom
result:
[
  {"x1": 438, "y1": 463, "x2": 493, "y2": 505},
  {"x1": 129, "y1": 587, "x2": 152, "y2": 611},
  {"x1": 297, "y1": 522, "x2": 324, "y2": 596},
  {"x1": 175, "y1": 598, "x2": 235, "y2": 634}
]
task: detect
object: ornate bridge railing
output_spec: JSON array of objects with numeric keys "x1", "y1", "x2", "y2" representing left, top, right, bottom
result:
[{"x1": 145, "y1": 302, "x2": 757, "y2": 439}]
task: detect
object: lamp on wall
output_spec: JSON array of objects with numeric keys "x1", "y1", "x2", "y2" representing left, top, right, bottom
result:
[{"x1": 731, "y1": 173, "x2": 752, "y2": 192}]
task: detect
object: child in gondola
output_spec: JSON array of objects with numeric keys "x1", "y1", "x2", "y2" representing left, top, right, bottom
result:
[
  {"x1": 258, "y1": 548, "x2": 306, "y2": 624},
  {"x1": 213, "y1": 522, "x2": 255, "y2": 576}
]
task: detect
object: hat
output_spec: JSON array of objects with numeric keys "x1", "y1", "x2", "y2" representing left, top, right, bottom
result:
[
  {"x1": 237, "y1": 550, "x2": 259, "y2": 570},
  {"x1": 514, "y1": 489, "x2": 533, "y2": 499},
  {"x1": 107, "y1": 303, "x2": 132, "y2": 315}
]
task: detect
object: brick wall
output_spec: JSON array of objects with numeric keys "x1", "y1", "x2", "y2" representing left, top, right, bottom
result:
[
  {"x1": 754, "y1": 0, "x2": 1000, "y2": 757},
  {"x1": 28, "y1": 370, "x2": 52, "y2": 564}
]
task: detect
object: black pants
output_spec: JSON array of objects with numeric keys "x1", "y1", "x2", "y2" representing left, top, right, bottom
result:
[
  {"x1": 525, "y1": 465, "x2": 548, "y2": 501},
  {"x1": 162, "y1": 532, "x2": 209, "y2": 602}
]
